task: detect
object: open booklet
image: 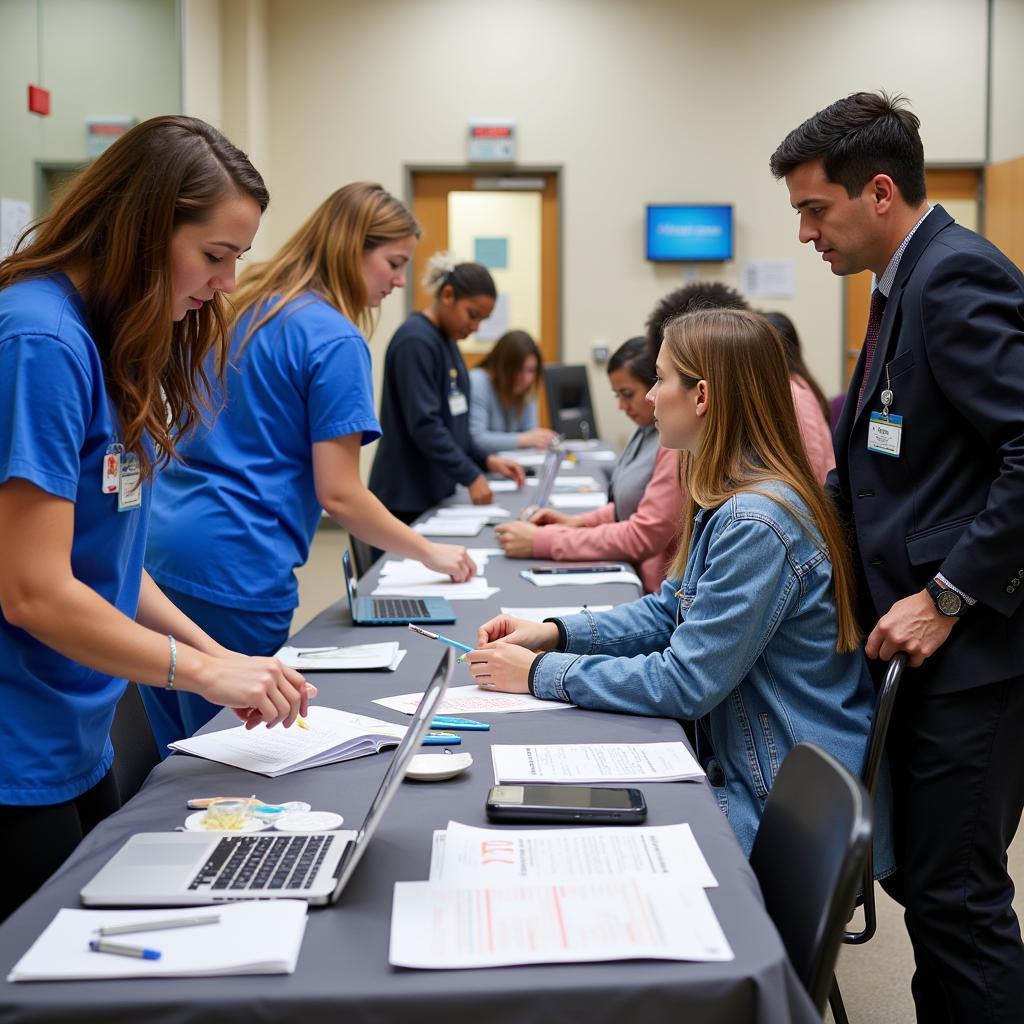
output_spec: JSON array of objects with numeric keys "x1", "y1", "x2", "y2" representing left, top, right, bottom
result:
[
  {"x1": 168, "y1": 706, "x2": 406, "y2": 777},
  {"x1": 8, "y1": 901, "x2": 308, "y2": 981},
  {"x1": 274, "y1": 642, "x2": 404, "y2": 671},
  {"x1": 491, "y1": 742, "x2": 706, "y2": 784}
]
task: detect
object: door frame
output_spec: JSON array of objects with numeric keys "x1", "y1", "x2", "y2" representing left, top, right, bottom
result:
[{"x1": 403, "y1": 165, "x2": 563, "y2": 366}]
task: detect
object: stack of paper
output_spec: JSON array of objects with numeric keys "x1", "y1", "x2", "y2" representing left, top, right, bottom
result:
[
  {"x1": 437, "y1": 504, "x2": 511, "y2": 519},
  {"x1": 274, "y1": 642, "x2": 403, "y2": 671},
  {"x1": 549, "y1": 491, "x2": 608, "y2": 509},
  {"x1": 491, "y1": 742, "x2": 706, "y2": 783},
  {"x1": 500, "y1": 605, "x2": 613, "y2": 621},
  {"x1": 372, "y1": 562, "x2": 498, "y2": 602},
  {"x1": 169, "y1": 706, "x2": 406, "y2": 777},
  {"x1": 374, "y1": 684, "x2": 576, "y2": 716},
  {"x1": 497, "y1": 450, "x2": 574, "y2": 469},
  {"x1": 389, "y1": 877, "x2": 733, "y2": 968},
  {"x1": 520, "y1": 566, "x2": 642, "y2": 588},
  {"x1": 430, "y1": 821, "x2": 717, "y2": 887},
  {"x1": 575, "y1": 449, "x2": 617, "y2": 462},
  {"x1": 7, "y1": 902, "x2": 309, "y2": 981},
  {"x1": 413, "y1": 519, "x2": 483, "y2": 537}
]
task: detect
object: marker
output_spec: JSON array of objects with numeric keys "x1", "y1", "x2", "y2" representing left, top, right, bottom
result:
[
  {"x1": 407, "y1": 624, "x2": 473, "y2": 662},
  {"x1": 88, "y1": 939, "x2": 161, "y2": 960},
  {"x1": 422, "y1": 731, "x2": 461, "y2": 745},
  {"x1": 296, "y1": 717, "x2": 309, "y2": 730},
  {"x1": 97, "y1": 914, "x2": 220, "y2": 937},
  {"x1": 431, "y1": 716, "x2": 490, "y2": 731}
]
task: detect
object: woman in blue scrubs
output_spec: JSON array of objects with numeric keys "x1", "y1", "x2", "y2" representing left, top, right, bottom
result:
[
  {"x1": 143, "y1": 183, "x2": 476, "y2": 752},
  {"x1": 0, "y1": 116, "x2": 313, "y2": 922}
]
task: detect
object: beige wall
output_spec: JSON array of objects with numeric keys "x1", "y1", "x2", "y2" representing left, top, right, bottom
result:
[
  {"x1": 180, "y1": 0, "x2": 992, "y2": 450},
  {"x1": 0, "y1": 0, "x2": 179, "y2": 212},
  {"x1": 991, "y1": 0, "x2": 1024, "y2": 164}
]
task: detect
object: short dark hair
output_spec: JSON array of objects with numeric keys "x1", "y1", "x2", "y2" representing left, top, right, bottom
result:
[
  {"x1": 644, "y1": 281, "x2": 748, "y2": 359},
  {"x1": 607, "y1": 335, "x2": 656, "y2": 388},
  {"x1": 769, "y1": 91, "x2": 926, "y2": 206}
]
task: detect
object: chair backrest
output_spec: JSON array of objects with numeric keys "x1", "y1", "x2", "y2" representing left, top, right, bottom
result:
[
  {"x1": 749, "y1": 742, "x2": 873, "y2": 1016},
  {"x1": 109, "y1": 682, "x2": 160, "y2": 802},
  {"x1": 844, "y1": 651, "x2": 905, "y2": 945}
]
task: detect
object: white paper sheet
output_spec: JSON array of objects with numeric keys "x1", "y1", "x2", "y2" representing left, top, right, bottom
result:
[
  {"x1": 525, "y1": 475, "x2": 601, "y2": 491},
  {"x1": 486, "y1": 479, "x2": 519, "y2": 492},
  {"x1": 499, "y1": 605, "x2": 613, "y2": 622},
  {"x1": 274, "y1": 643, "x2": 402, "y2": 671},
  {"x1": 491, "y1": 742, "x2": 706, "y2": 784},
  {"x1": 169, "y1": 706, "x2": 406, "y2": 776},
  {"x1": 389, "y1": 877, "x2": 733, "y2": 968},
  {"x1": 433, "y1": 821, "x2": 717, "y2": 888},
  {"x1": 436, "y1": 505, "x2": 511, "y2": 519},
  {"x1": 413, "y1": 519, "x2": 484, "y2": 537},
  {"x1": 574, "y1": 449, "x2": 617, "y2": 462},
  {"x1": 8, "y1": 902, "x2": 309, "y2": 981},
  {"x1": 549, "y1": 492, "x2": 608, "y2": 509},
  {"x1": 372, "y1": 577, "x2": 499, "y2": 601},
  {"x1": 520, "y1": 568, "x2": 642, "y2": 588},
  {"x1": 373, "y1": 684, "x2": 575, "y2": 716}
]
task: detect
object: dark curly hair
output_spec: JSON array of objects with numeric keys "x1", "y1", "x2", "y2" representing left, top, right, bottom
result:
[{"x1": 644, "y1": 281, "x2": 748, "y2": 360}]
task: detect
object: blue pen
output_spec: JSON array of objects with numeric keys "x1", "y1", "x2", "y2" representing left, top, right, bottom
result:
[
  {"x1": 407, "y1": 624, "x2": 474, "y2": 662},
  {"x1": 422, "y1": 731, "x2": 461, "y2": 745},
  {"x1": 431, "y1": 716, "x2": 491, "y2": 731},
  {"x1": 89, "y1": 939, "x2": 161, "y2": 960}
]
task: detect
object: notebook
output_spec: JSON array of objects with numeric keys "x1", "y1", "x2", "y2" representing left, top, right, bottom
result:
[
  {"x1": 79, "y1": 650, "x2": 452, "y2": 907},
  {"x1": 167, "y1": 705, "x2": 408, "y2": 777},
  {"x1": 343, "y1": 549, "x2": 455, "y2": 625}
]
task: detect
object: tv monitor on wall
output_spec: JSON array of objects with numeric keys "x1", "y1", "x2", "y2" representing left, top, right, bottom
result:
[{"x1": 646, "y1": 204, "x2": 733, "y2": 262}]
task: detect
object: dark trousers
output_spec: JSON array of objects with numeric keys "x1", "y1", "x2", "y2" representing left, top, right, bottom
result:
[
  {"x1": 0, "y1": 770, "x2": 120, "y2": 923},
  {"x1": 880, "y1": 674, "x2": 1024, "y2": 1023}
]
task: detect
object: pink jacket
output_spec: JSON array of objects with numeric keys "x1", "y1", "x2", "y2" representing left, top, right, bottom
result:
[
  {"x1": 791, "y1": 374, "x2": 835, "y2": 484},
  {"x1": 532, "y1": 444, "x2": 684, "y2": 593}
]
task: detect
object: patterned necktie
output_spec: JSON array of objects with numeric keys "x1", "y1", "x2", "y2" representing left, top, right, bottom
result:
[{"x1": 856, "y1": 288, "x2": 887, "y2": 414}]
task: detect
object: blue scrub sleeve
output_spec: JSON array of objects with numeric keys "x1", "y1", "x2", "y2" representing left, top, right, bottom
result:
[
  {"x1": 306, "y1": 334, "x2": 382, "y2": 445},
  {"x1": 0, "y1": 334, "x2": 92, "y2": 500}
]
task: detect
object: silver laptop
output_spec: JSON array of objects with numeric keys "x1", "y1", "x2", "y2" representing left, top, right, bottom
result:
[
  {"x1": 520, "y1": 445, "x2": 564, "y2": 521},
  {"x1": 81, "y1": 650, "x2": 453, "y2": 907}
]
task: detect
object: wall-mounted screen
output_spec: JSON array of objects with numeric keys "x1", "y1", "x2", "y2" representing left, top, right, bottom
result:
[{"x1": 646, "y1": 204, "x2": 733, "y2": 262}]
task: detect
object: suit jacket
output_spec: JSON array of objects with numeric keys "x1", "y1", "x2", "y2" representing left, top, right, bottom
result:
[{"x1": 829, "y1": 205, "x2": 1024, "y2": 694}]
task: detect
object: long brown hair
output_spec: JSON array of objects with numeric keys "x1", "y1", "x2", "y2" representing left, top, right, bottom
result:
[
  {"x1": 232, "y1": 182, "x2": 419, "y2": 345},
  {"x1": 478, "y1": 329, "x2": 543, "y2": 416},
  {"x1": 0, "y1": 115, "x2": 268, "y2": 478},
  {"x1": 662, "y1": 309, "x2": 859, "y2": 652},
  {"x1": 761, "y1": 311, "x2": 832, "y2": 424}
]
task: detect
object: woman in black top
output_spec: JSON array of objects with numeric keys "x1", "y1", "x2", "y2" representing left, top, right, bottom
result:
[{"x1": 370, "y1": 254, "x2": 524, "y2": 522}]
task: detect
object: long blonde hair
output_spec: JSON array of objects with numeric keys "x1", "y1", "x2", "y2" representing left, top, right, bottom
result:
[
  {"x1": 663, "y1": 308, "x2": 859, "y2": 652},
  {"x1": 231, "y1": 182, "x2": 419, "y2": 344}
]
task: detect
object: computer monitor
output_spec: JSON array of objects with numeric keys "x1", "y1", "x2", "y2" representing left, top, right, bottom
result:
[{"x1": 543, "y1": 364, "x2": 599, "y2": 440}]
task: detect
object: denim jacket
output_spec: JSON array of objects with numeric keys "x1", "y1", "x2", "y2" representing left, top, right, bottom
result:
[{"x1": 530, "y1": 482, "x2": 894, "y2": 871}]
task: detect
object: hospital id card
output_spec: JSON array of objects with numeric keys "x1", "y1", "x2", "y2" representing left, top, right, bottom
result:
[{"x1": 867, "y1": 412, "x2": 903, "y2": 458}]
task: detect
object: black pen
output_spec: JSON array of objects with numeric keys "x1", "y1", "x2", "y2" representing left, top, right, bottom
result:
[{"x1": 530, "y1": 565, "x2": 621, "y2": 575}]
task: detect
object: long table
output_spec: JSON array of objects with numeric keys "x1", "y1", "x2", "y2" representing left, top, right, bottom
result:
[{"x1": 0, "y1": 467, "x2": 819, "y2": 1024}]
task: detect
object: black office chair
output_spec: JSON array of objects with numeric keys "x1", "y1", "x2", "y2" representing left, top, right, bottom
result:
[
  {"x1": 828, "y1": 652, "x2": 906, "y2": 1024},
  {"x1": 749, "y1": 742, "x2": 873, "y2": 1019},
  {"x1": 109, "y1": 682, "x2": 161, "y2": 803},
  {"x1": 349, "y1": 536, "x2": 380, "y2": 579}
]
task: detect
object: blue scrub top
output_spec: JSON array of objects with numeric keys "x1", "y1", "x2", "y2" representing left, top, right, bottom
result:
[
  {"x1": 146, "y1": 294, "x2": 381, "y2": 614},
  {"x1": 0, "y1": 274, "x2": 151, "y2": 805}
]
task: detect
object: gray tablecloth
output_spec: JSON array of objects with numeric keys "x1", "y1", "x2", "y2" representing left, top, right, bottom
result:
[{"x1": 0, "y1": 473, "x2": 818, "y2": 1024}]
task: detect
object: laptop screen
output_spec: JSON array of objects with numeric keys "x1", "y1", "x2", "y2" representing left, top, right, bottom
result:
[
  {"x1": 533, "y1": 446, "x2": 564, "y2": 509},
  {"x1": 330, "y1": 648, "x2": 453, "y2": 900},
  {"x1": 341, "y1": 548, "x2": 357, "y2": 612}
]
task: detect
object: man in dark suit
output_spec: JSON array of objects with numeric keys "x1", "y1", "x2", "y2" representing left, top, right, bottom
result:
[{"x1": 770, "y1": 92, "x2": 1024, "y2": 1022}]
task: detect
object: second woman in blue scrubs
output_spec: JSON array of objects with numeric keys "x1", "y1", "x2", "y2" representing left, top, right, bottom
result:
[{"x1": 144, "y1": 183, "x2": 476, "y2": 751}]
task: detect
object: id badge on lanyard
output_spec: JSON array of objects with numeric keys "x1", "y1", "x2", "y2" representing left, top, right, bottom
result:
[
  {"x1": 448, "y1": 367, "x2": 468, "y2": 416},
  {"x1": 866, "y1": 365, "x2": 903, "y2": 458}
]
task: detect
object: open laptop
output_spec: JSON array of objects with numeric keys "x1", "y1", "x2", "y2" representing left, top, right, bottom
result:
[
  {"x1": 81, "y1": 650, "x2": 453, "y2": 907},
  {"x1": 520, "y1": 445, "x2": 564, "y2": 521},
  {"x1": 342, "y1": 548, "x2": 455, "y2": 626}
]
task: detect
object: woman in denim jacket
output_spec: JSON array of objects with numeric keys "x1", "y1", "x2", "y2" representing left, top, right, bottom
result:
[{"x1": 469, "y1": 308, "x2": 892, "y2": 867}]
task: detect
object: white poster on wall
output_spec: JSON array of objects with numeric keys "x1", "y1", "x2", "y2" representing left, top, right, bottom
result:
[
  {"x1": 476, "y1": 292, "x2": 510, "y2": 342},
  {"x1": 1, "y1": 197, "x2": 32, "y2": 258},
  {"x1": 741, "y1": 259, "x2": 795, "y2": 299}
]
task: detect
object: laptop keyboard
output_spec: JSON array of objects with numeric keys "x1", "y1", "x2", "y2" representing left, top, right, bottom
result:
[
  {"x1": 372, "y1": 597, "x2": 431, "y2": 619},
  {"x1": 188, "y1": 834, "x2": 335, "y2": 892}
]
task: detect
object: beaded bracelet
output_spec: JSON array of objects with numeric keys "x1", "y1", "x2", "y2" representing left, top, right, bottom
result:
[{"x1": 166, "y1": 634, "x2": 177, "y2": 689}]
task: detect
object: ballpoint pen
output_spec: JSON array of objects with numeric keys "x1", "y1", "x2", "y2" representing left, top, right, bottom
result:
[
  {"x1": 97, "y1": 914, "x2": 221, "y2": 937},
  {"x1": 407, "y1": 624, "x2": 473, "y2": 662},
  {"x1": 88, "y1": 939, "x2": 161, "y2": 960}
]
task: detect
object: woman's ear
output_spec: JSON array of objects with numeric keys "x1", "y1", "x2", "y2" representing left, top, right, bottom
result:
[
  {"x1": 695, "y1": 380, "x2": 710, "y2": 418},
  {"x1": 439, "y1": 284, "x2": 455, "y2": 306}
]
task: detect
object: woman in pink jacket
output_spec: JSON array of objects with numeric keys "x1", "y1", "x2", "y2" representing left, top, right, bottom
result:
[{"x1": 495, "y1": 337, "x2": 683, "y2": 592}]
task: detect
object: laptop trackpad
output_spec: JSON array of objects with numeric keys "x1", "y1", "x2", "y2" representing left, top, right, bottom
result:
[{"x1": 123, "y1": 841, "x2": 206, "y2": 866}]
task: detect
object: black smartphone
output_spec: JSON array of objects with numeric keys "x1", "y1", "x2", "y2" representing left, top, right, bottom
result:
[
  {"x1": 529, "y1": 564, "x2": 621, "y2": 575},
  {"x1": 485, "y1": 784, "x2": 648, "y2": 825}
]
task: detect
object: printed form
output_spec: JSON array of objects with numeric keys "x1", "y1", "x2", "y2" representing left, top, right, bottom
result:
[{"x1": 491, "y1": 742, "x2": 706, "y2": 783}]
